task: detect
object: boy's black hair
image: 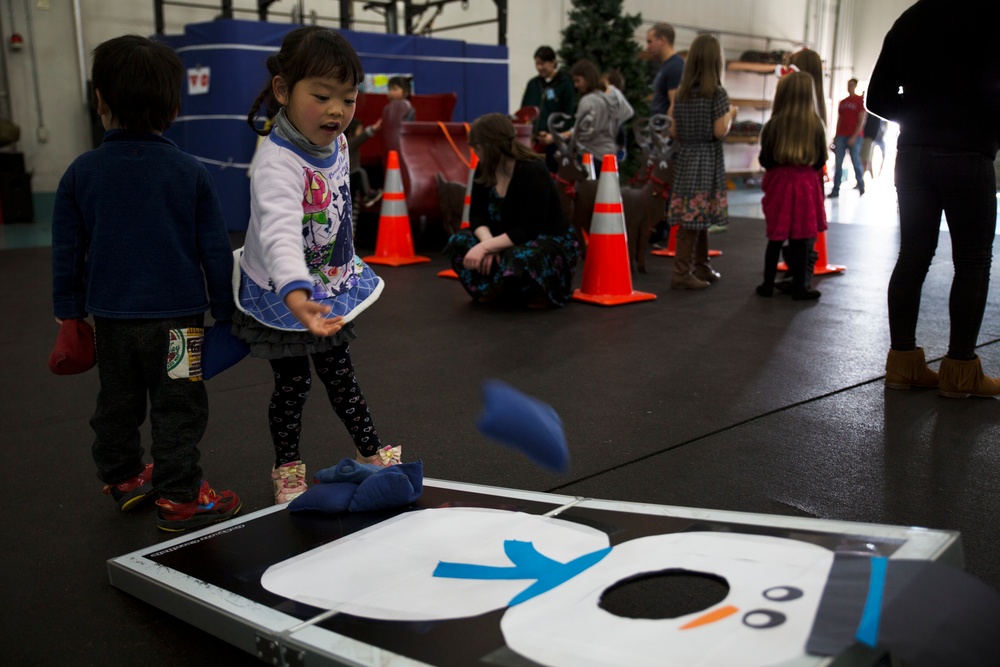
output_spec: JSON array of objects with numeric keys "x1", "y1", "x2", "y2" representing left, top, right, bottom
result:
[
  {"x1": 387, "y1": 75, "x2": 412, "y2": 98},
  {"x1": 247, "y1": 26, "x2": 364, "y2": 136},
  {"x1": 91, "y1": 35, "x2": 183, "y2": 132},
  {"x1": 533, "y1": 46, "x2": 556, "y2": 63}
]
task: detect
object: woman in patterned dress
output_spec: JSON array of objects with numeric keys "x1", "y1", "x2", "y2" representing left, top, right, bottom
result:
[
  {"x1": 444, "y1": 113, "x2": 580, "y2": 308},
  {"x1": 666, "y1": 34, "x2": 739, "y2": 290}
]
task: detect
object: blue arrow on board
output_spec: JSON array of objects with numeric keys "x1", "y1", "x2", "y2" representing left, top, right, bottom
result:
[{"x1": 433, "y1": 539, "x2": 612, "y2": 606}]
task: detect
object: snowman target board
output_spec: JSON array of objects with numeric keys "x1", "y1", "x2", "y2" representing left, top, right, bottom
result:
[{"x1": 261, "y1": 507, "x2": 836, "y2": 666}]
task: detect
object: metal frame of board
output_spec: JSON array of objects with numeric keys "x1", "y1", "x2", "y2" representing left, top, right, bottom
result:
[{"x1": 108, "y1": 478, "x2": 963, "y2": 667}]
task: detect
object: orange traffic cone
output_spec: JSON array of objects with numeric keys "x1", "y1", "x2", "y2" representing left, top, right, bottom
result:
[
  {"x1": 812, "y1": 231, "x2": 846, "y2": 275},
  {"x1": 776, "y1": 231, "x2": 845, "y2": 275},
  {"x1": 438, "y1": 154, "x2": 479, "y2": 279},
  {"x1": 650, "y1": 225, "x2": 677, "y2": 257},
  {"x1": 573, "y1": 155, "x2": 657, "y2": 306},
  {"x1": 650, "y1": 225, "x2": 722, "y2": 258},
  {"x1": 363, "y1": 150, "x2": 430, "y2": 267}
]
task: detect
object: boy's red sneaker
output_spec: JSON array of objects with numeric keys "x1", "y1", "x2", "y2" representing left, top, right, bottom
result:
[
  {"x1": 154, "y1": 480, "x2": 241, "y2": 532},
  {"x1": 102, "y1": 463, "x2": 155, "y2": 511}
]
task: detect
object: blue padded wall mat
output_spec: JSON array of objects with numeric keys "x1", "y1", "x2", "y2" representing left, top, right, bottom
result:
[{"x1": 161, "y1": 20, "x2": 508, "y2": 231}]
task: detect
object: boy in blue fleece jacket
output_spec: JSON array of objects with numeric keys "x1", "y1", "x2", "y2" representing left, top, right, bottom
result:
[{"x1": 50, "y1": 35, "x2": 241, "y2": 532}]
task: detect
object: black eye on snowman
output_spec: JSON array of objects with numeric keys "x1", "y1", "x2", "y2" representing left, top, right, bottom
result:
[
  {"x1": 743, "y1": 609, "x2": 786, "y2": 629},
  {"x1": 742, "y1": 586, "x2": 804, "y2": 629},
  {"x1": 762, "y1": 586, "x2": 804, "y2": 602}
]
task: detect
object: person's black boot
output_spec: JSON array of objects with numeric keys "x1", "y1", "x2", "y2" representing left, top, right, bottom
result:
[
  {"x1": 756, "y1": 240, "x2": 783, "y2": 297},
  {"x1": 788, "y1": 239, "x2": 821, "y2": 300}
]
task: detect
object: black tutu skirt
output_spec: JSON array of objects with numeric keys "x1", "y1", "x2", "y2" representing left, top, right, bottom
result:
[{"x1": 232, "y1": 310, "x2": 356, "y2": 360}]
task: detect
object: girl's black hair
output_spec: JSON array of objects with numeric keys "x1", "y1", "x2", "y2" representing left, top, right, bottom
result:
[{"x1": 247, "y1": 26, "x2": 364, "y2": 136}]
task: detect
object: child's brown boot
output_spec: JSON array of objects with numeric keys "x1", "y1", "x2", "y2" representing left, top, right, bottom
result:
[{"x1": 884, "y1": 347, "x2": 939, "y2": 390}]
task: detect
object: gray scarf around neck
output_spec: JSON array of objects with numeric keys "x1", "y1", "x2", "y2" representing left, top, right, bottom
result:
[{"x1": 272, "y1": 108, "x2": 335, "y2": 159}]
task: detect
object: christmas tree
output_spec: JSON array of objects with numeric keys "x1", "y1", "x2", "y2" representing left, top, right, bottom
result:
[{"x1": 558, "y1": 0, "x2": 647, "y2": 178}]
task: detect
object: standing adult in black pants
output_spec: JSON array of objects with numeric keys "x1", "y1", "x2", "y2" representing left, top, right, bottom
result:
[{"x1": 868, "y1": 0, "x2": 1000, "y2": 397}]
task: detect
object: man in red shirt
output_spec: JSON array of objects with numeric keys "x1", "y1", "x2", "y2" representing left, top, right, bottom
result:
[{"x1": 829, "y1": 78, "x2": 867, "y2": 197}]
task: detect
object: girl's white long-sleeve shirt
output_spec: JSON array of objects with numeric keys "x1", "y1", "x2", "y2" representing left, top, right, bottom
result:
[{"x1": 241, "y1": 132, "x2": 358, "y2": 303}]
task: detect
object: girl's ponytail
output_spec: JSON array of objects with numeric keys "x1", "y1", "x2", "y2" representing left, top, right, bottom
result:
[
  {"x1": 246, "y1": 85, "x2": 273, "y2": 136},
  {"x1": 246, "y1": 54, "x2": 283, "y2": 136}
]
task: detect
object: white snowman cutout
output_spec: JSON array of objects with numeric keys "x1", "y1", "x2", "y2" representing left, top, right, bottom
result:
[{"x1": 261, "y1": 507, "x2": 836, "y2": 667}]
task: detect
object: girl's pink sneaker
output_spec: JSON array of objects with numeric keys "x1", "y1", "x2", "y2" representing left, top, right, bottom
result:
[
  {"x1": 356, "y1": 445, "x2": 402, "y2": 467},
  {"x1": 272, "y1": 461, "x2": 308, "y2": 504}
]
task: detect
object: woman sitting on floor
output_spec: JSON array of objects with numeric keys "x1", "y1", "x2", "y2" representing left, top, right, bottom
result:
[{"x1": 444, "y1": 113, "x2": 580, "y2": 308}]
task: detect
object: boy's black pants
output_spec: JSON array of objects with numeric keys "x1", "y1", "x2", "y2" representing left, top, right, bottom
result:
[{"x1": 91, "y1": 315, "x2": 206, "y2": 503}]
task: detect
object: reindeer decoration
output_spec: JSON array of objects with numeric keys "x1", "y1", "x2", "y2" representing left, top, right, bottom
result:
[
  {"x1": 546, "y1": 113, "x2": 674, "y2": 273},
  {"x1": 435, "y1": 114, "x2": 673, "y2": 273},
  {"x1": 435, "y1": 173, "x2": 467, "y2": 236},
  {"x1": 544, "y1": 113, "x2": 597, "y2": 252},
  {"x1": 618, "y1": 115, "x2": 675, "y2": 273}
]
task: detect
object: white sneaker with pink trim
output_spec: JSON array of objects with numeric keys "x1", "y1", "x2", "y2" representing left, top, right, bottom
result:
[
  {"x1": 355, "y1": 445, "x2": 402, "y2": 467},
  {"x1": 272, "y1": 461, "x2": 307, "y2": 504}
]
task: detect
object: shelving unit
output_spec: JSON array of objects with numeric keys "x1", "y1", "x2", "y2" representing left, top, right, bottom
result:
[
  {"x1": 724, "y1": 62, "x2": 777, "y2": 178},
  {"x1": 730, "y1": 98, "x2": 772, "y2": 112},
  {"x1": 727, "y1": 61, "x2": 779, "y2": 74}
]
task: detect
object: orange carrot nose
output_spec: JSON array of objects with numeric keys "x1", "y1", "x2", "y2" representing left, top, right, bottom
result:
[{"x1": 679, "y1": 605, "x2": 739, "y2": 630}]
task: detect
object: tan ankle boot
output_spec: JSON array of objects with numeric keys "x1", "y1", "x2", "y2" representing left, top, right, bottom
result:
[
  {"x1": 938, "y1": 356, "x2": 1000, "y2": 398},
  {"x1": 884, "y1": 348, "x2": 938, "y2": 390},
  {"x1": 672, "y1": 229, "x2": 710, "y2": 290}
]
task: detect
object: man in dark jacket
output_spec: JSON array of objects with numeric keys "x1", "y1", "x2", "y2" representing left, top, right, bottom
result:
[{"x1": 520, "y1": 45, "x2": 575, "y2": 172}]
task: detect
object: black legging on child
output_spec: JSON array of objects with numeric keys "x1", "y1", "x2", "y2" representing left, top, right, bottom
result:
[
  {"x1": 761, "y1": 239, "x2": 811, "y2": 292},
  {"x1": 268, "y1": 345, "x2": 382, "y2": 467}
]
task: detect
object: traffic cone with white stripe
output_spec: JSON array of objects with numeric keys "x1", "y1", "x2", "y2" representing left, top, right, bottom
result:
[
  {"x1": 438, "y1": 153, "x2": 479, "y2": 279},
  {"x1": 651, "y1": 224, "x2": 721, "y2": 258},
  {"x1": 363, "y1": 150, "x2": 430, "y2": 267},
  {"x1": 776, "y1": 231, "x2": 845, "y2": 275},
  {"x1": 572, "y1": 155, "x2": 657, "y2": 306}
]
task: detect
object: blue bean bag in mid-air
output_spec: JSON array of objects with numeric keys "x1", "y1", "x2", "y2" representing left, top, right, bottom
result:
[{"x1": 476, "y1": 379, "x2": 569, "y2": 474}]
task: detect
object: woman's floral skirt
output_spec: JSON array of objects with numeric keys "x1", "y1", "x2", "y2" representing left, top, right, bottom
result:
[{"x1": 444, "y1": 232, "x2": 580, "y2": 307}]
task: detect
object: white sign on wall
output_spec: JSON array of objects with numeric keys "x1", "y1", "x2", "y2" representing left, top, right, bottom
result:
[{"x1": 187, "y1": 67, "x2": 211, "y2": 96}]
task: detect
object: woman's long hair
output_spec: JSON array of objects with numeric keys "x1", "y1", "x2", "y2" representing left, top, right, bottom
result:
[
  {"x1": 570, "y1": 59, "x2": 601, "y2": 96},
  {"x1": 763, "y1": 71, "x2": 827, "y2": 166},
  {"x1": 468, "y1": 113, "x2": 540, "y2": 187},
  {"x1": 676, "y1": 34, "x2": 723, "y2": 101},
  {"x1": 788, "y1": 49, "x2": 826, "y2": 124}
]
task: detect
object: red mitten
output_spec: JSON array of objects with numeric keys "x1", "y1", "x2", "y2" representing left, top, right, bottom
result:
[{"x1": 48, "y1": 319, "x2": 96, "y2": 375}]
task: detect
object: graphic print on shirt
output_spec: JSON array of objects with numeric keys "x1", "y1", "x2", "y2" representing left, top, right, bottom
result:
[{"x1": 301, "y1": 166, "x2": 356, "y2": 298}]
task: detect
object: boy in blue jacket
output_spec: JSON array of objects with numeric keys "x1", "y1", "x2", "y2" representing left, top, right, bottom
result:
[{"x1": 51, "y1": 35, "x2": 241, "y2": 532}]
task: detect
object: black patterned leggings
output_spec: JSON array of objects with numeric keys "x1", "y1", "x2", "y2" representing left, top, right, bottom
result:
[{"x1": 267, "y1": 345, "x2": 382, "y2": 467}]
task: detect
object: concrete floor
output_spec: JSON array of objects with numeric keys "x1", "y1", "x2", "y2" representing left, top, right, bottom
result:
[{"x1": 5, "y1": 171, "x2": 1000, "y2": 665}]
